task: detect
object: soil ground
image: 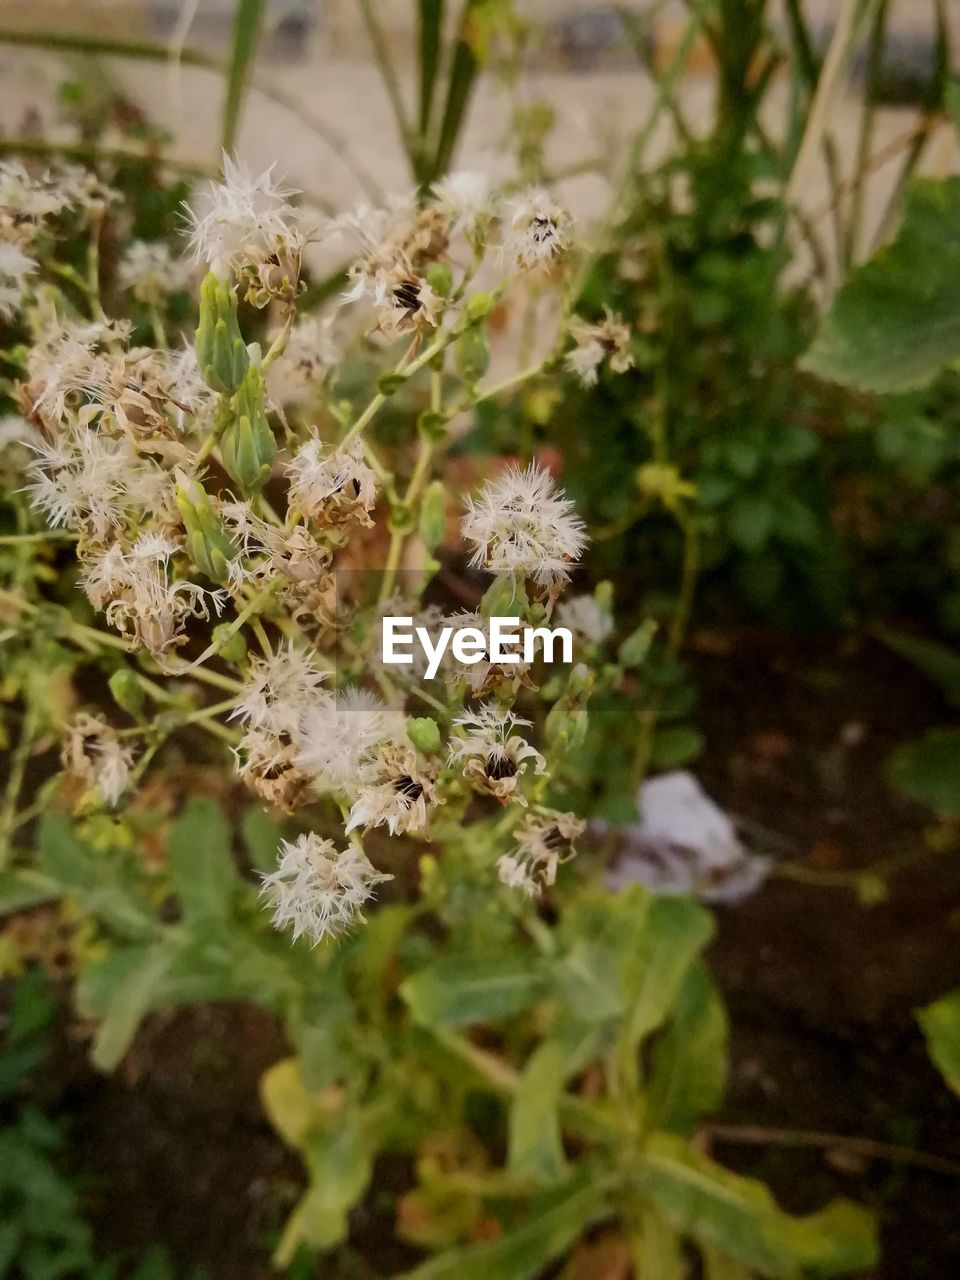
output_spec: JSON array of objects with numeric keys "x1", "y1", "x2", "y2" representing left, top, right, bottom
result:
[{"x1": 26, "y1": 627, "x2": 960, "y2": 1280}]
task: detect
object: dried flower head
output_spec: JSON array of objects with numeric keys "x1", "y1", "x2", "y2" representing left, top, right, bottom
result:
[
  {"x1": 345, "y1": 743, "x2": 437, "y2": 837},
  {"x1": 564, "y1": 309, "x2": 634, "y2": 387},
  {"x1": 118, "y1": 240, "x2": 193, "y2": 306},
  {"x1": 266, "y1": 314, "x2": 340, "y2": 404},
  {"x1": 260, "y1": 832, "x2": 390, "y2": 945},
  {"x1": 0, "y1": 243, "x2": 37, "y2": 318},
  {"x1": 286, "y1": 437, "x2": 378, "y2": 527},
  {"x1": 555, "y1": 594, "x2": 613, "y2": 646},
  {"x1": 297, "y1": 688, "x2": 406, "y2": 794},
  {"x1": 448, "y1": 704, "x2": 545, "y2": 802},
  {"x1": 185, "y1": 155, "x2": 305, "y2": 303},
  {"x1": 461, "y1": 463, "x2": 587, "y2": 594},
  {"x1": 498, "y1": 812, "x2": 585, "y2": 896},
  {"x1": 62, "y1": 713, "x2": 135, "y2": 808},
  {"x1": 431, "y1": 170, "x2": 495, "y2": 241},
  {"x1": 80, "y1": 534, "x2": 225, "y2": 656},
  {"x1": 231, "y1": 643, "x2": 327, "y2": 739},
  {"x1": 503, "y1": 187, "x2": 572, "y2": 271}
]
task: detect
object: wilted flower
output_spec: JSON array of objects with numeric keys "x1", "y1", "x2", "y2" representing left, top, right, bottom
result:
[
  {"x1": 461, "y1": 463, "x2": 587, "y2": 594},
  {"x1": 555, "y1": 594, "x2": 613, "y2": 646},
  {"x1": 266, "y1": 314, "x2": 340, "y2": 404},
  {"x1": 80, "y1": 534, "x2": 225, "y2": 655},
  {"x1": 431, "y1": 170, "x2": 495, "y2": 241},
  {"x1": 118, "y1": 240, "x2": 193, "y2": 305},
  {"x1": 297, "y1": 688, "x2": 405, "y2": 794},
  {"x1": 0, "y1": 243, "x2": 36, "y2": 318},
  {"x1": 503, "y1": 187, "x2": 572, "y2": 271},
  {"x1": 346, "y1": 743, "x2": 437, "y2": 836},
  {"x1": 260, "y1": 832, "x2": 390, "y2": 945},
  {"x1": 448, "y1": 704, "x2": 545, "y2": 802},
  {"x1": 61, "y1": 713, "x2": 135, "y2": 808},
  {"x1": 564, "y1": 308, "x2": 633, "y2": 387},
  {"x1": 231, "y1": 643, "x2": 327, "y2": 738},
  {"x1": 498, "y1": 812, "x2": 585, "y2": 896},
  {"x1": 185, "y1": 155, "x2": 305, "y2": 303},
  {"x1": 286, "y1": 436, "x2": 378, "y2": 527}
]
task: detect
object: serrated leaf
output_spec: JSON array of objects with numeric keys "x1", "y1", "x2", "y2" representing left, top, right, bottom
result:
[
  {"x1": 917, "y1": 987, "x2": 960, "y2": 1095},
  {"x1": 886, "y1": 728, "x2": 960, "y2": 814},
  {"x1": 802, "y1": 177, "x2": 960, "y2": 392},
  {"x1": 396, "y1": 1171, "x2": 614, "y2": 1280},
  {"x1": 401, "y1": 955, "x2": 548, "y2": 1028},
  {"x1": 167, "y1": 797, "x2": 238, "y2": 926},
  {"x1": 636, "y1": 1133, "x2": 877, "y2": 1277},
  {"x1": 647, "y1": 965, "x2": 728, "y2": 1135}
]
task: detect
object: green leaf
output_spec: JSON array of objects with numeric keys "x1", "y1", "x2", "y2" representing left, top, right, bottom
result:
[
  {"x1": 221, "y1": 0, "x2": 265, "y2": 153},
  {"x1": 650, "y1": 725, "x2": 705, "y2": 769},
  {"x1": 38, "y1": 814, "x2": 154, "y2": 939},
  {"x1": 636, "y1": 1133, "x2": 877, "y2": 1277},
  {"x1": 701, "y1": 1245, "x2": 754, "y2": 1280},
  {"x1": 431, "y1": 1, "x2": 483, "y2": 180},
  {"x1": 917, "y1": 987, "x2": 960, "y2": 1095},
  {"x1": 727, "y1": 496, "x2": 774, "y2": 553},
  {"x1": 647, "y1": 966, "x2": 728, "y2": 1136},
  {"x1": 619, "y1": 894, "x2": 714, "y2": 1056},
  {"x1": 418, "y1": 0, "x2": 444, "y2": 145},
  {"x1": 78, "y1": 943, "x2": 176, "y2": 1071},
  {"x1": 0, "y1": 871, "x2": 58, "y2": 917},
  {"x1": 873, "y1": 627, "x2": 960, "y2": 704},
  {"x1": 396, "y1": 1171, "x2": 614, "y2": 1280},
  {"x1": 801, "y1": 177, "x2": 960, "y2": 392},
  {"x1": 508, "y1": 1038, "x2": 569, "y2": 1183},
  {"x1": 241, "y1": 804, "x2": 282, "y2": 873},
  {"x1": 167, "y1": 797, "x2": 238, "y2": 926},
  {"x1": 886, "y1": 728, "x2": 960, "y2": 814},
  {"x1": 401, "y1": 954, "x2": 548, "y2": 1028}
]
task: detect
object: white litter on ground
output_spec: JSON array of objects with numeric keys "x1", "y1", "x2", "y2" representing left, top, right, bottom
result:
[{"x1": 605, "y1": 770, "x2": 771, "y2": 903}]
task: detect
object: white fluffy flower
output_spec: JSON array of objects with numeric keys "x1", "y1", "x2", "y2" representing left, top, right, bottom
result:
[
  {"x1": 185, "y1": 155, "x2": 304, "y2": 288},
  {"x1": 297, "y1": 688, "x2": 405, "y2": 793},
  {"x1": 286, "y1": 436, "x2": 378, "y2": 527},
  {"x1": 564, "y1": 309, "x2": 633, "y2": 387},
  {"x1": 555, "y1": 594, "x2": 613, "y2": 646},
  {"x1": 25, "y1": 431, "x2": 170, "y2": 539},
  {"x1": 431, "y1": 170, "x2": 494, "y2": 239},
  {"x1": 498, "y1": 812, "x2": 584, "y2": 897},
  {"x1": 260, "y1": 832, "x2": 390, "y2": 946},
  {"x1": 231, "y1": 644, "x2": 327, "y2": 738},
  {"x1": 0, "y1": 243, "x2": 36, "y2": 318},
  {"x1": 448, "y1": 704, "x2": 545, "y2": 802},
  {"x1": 118, "y1": 240, "x2": 193, "y2": 305},
  {"x1": 267, "y1": 314, "x2": 340, "y2": 404},
  {"x1": 461, "y1": 463, "x2": 587, "y2": 593},
  {"x1": 503, "y1": 187, "x2": 572, "y2": 271}
]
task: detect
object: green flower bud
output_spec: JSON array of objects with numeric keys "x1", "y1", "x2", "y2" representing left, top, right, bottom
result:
[
  {"x1": 418, "y1": 481, "x2": 447, "y2": 552},
  {"x1": 174, "y1": 470, "x2": 238, "y2": 582},
  {"x1": 425, "y1": 262, "x2": 454, "y2": 297},
  {"x1": 195, "y1": 273, "x2": 249, "y2": 395},
  {"x1": 221, "y1": 365, "x2": 277, "y2": 494},
  {"x1": 388, "y1": 502, "x2": 416, "y2": 535},
  {"x1": 108, "y1": 668, "x2": 144, "y2": 717},
  {"x1": 213, "y1": 622, "x2": 248, "y2": 664},
  {"x1": 407, "y1": 717, "x2": 442, "y2": 754},
  {"x1": 465, "y1": 292, "x2": 495, "y2": 322},
  {"x1": 455, "y1": 326, "x2": 490, "y2": 383},
  {"x1": 618, "y1": 619, "x2": 658, "y2": 669}
]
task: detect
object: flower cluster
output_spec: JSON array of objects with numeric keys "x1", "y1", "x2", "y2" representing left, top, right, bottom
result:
[{"x1": 5, "y1": 154, "x2": 607, "y2": 948}]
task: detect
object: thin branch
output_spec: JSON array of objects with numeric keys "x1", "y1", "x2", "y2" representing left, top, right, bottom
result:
[{"x1": 707, "y1": 1123, "x2": 960, "y2": 1179}]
